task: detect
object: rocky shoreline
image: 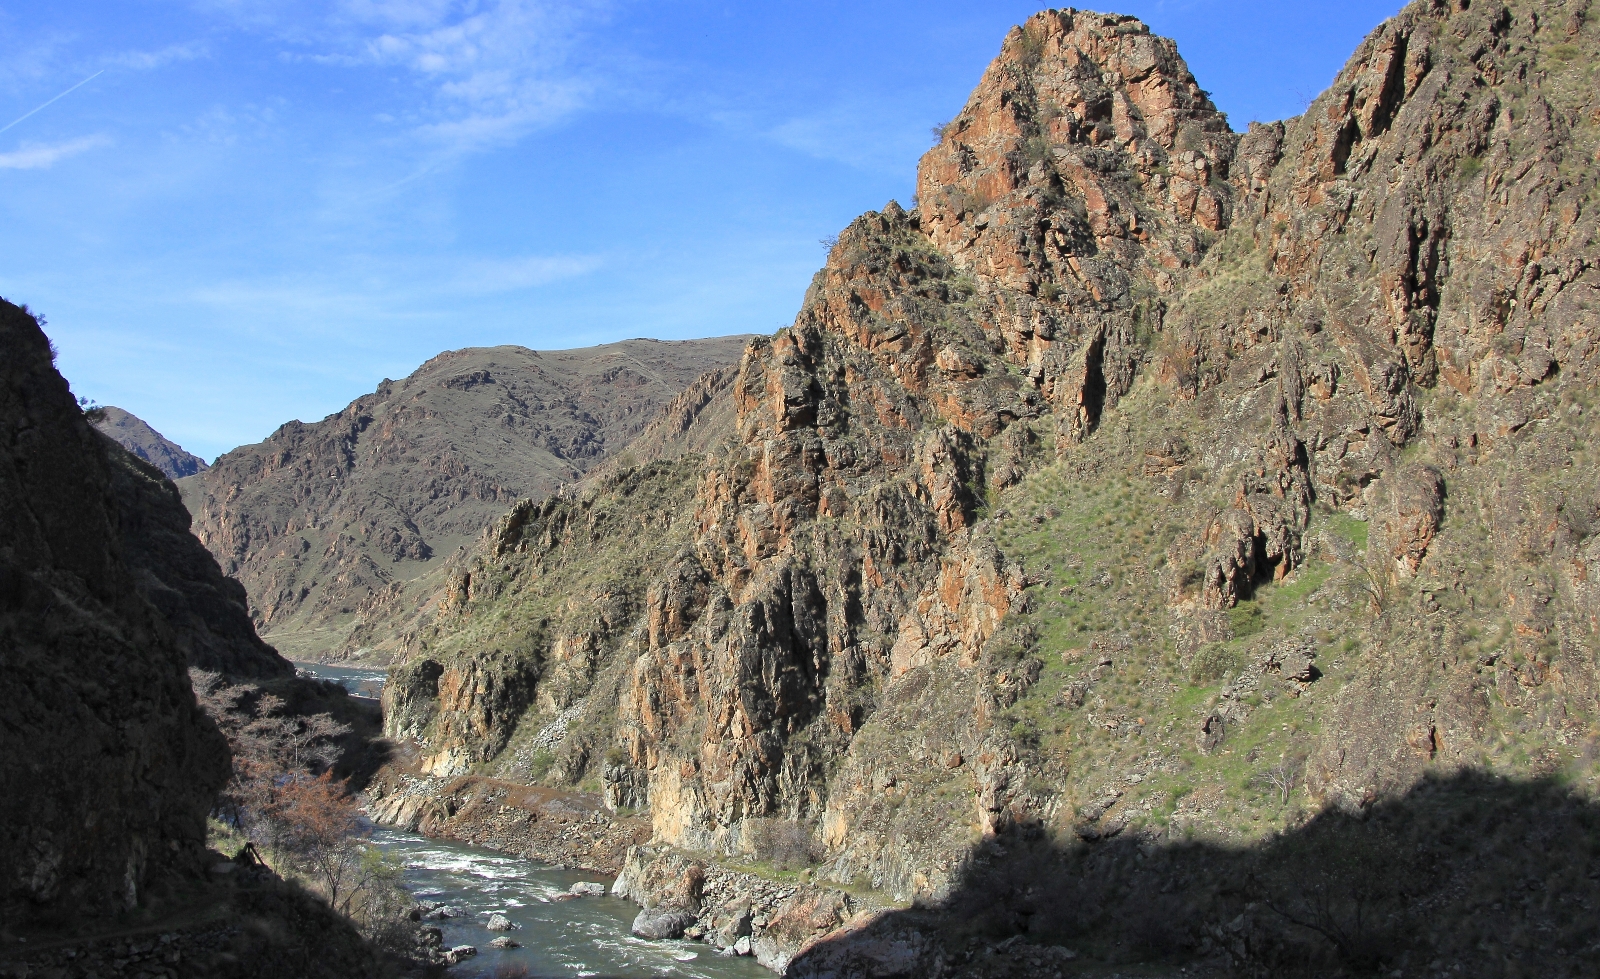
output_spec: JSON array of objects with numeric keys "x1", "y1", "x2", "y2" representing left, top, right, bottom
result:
[{"x1": 363, "y1": 754, "x2": 899, "y2": 974}]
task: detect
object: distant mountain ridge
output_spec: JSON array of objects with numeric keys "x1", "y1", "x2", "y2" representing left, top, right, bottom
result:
[
  {"x1": 178, "y1": 336, "x2": 753, "y2": 663},
  {"x1": 92, "y1": 405, "x2": 209, "y2": 479}
]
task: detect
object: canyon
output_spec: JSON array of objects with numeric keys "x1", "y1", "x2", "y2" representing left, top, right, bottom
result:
[{"x1": 6, "y1": 1, "x2": 1599, "y2": 977}]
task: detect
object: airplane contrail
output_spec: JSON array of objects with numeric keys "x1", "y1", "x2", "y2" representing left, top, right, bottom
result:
[{"x1": 0, "y1": 70, "x2": 105, "y2": 135}]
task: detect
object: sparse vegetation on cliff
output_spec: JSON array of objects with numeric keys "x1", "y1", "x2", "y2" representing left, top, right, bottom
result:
[{"x1": 358, "y1": 0, "x2": 1600, "y2": 973}]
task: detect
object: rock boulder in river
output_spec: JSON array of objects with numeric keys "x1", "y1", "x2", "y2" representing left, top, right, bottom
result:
[{"x1": 631, "y1": 908, "x2": 696, "y2": 940}]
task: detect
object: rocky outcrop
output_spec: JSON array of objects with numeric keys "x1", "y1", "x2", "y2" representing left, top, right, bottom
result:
[
  {"x1": 613, "y1": 843, "x2": 885, "y2": 971},
  {"x1": 92, "y1": 405, "x2": 209, "y2": 479},
  {"x1": 179, "y1": 337, "x2": 751, "y2": 663},
  {"x1": 0, "y1": 300, "x2": 231, "y2": 927},
  {"x1": 364, "y1": 761, "x2": 649, "y2": 875},
  {"x1": 104, "y1": 438, "x2": 292, "y2": 679},
  {"x1": 378, "y1": 2, "x2": 1600, "y2": 973}
]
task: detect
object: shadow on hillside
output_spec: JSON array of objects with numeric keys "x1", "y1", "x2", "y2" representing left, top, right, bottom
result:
[
  {"x1": 275, "y1": 673, "x2": 394, "y2": 789},
  {"x1": 790, "y1": 771, "x2": 1600, "y2": 978}
]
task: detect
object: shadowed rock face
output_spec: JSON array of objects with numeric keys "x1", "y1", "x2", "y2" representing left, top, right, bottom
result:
[
  {"x1": 92, "y1": 405, "x2": 209, "y2": 479},
  {"x1": 177, "y1": 336, "x2": 752, "y2": 663},
  {"x1": 377, "y1": 1, "x2": 1599, "y2": 971},
  {"x1": 104, "y1": 434, "x2": 293, "y2": 679},
  {"x1": 0, "y1": 300, "x2": 230, "y2": 927}
]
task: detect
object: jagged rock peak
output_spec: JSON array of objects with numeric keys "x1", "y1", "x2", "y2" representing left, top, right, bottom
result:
[{"x1": 917, "y1": 8, "x2": 1241, "y2": 301}]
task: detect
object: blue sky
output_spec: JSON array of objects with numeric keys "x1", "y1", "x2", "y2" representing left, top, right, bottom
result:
[{"x1": 2, "y1": 1, "x2": 1404, "y2": 460}]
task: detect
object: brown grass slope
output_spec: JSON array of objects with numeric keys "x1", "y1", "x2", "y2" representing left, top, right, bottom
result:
[{"x1": 178, "y1": 336, "x2": 752, "y2": 664}]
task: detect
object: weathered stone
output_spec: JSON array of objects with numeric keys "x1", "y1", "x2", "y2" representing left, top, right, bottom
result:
[{"x1": 631, "y1": 908, "x2": 695, "y2": 941}]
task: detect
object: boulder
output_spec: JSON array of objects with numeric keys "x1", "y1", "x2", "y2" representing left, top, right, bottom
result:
[
  {"x1": 569, "y1": 881, "x2": 607, "y2": 897},
  {"x1": 716, "y1": 909, "x2": 753, "y2": 948},
  {"x1": 485, "y1": 914, "x2": 514, "y2": 931},
  {"x1": 489, "y1": 937, "x2": 520, "y2": 950},
  {"x1": 631, "y1": 908, "x2": 696, "y2": 940}
]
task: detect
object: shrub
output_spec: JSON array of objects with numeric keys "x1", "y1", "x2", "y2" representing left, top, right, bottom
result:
[
  {"x1": 1189, "y1": 643, "x2": 1242, "y2": 683},
  {"x1": 744, "y1": 818, "x2": 821, "y2": 871},
  {"x1": 527, "y1": 749, "x2": 556, "y2": 781}
]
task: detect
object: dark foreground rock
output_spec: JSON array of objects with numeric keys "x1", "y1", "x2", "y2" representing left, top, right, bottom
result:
[
  {"x1": 0, "y1": 863, "x2": 407, "y2": 979},
  {"x1": 1, "y1": 300, "x2": 414, "y2": 975},
  {"x1": 0, "y1": 299, "x2": 230, "y2": 928}
]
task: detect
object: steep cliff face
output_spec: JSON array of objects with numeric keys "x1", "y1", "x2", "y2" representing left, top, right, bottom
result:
[
  {"x1": 0, "y1": 300, "x2": 231, "y2": 927},
  {"x1": 106, "y1": 439, "x2": 292, "y2": 679},
  {"x1": 383, "y1": 1, "x2": 1599, "y2": 967},
  {"x1": 93, "y1": 405, "x2": 209, "y2": 479},
  {"x1": 179, "y1": 337, "x2": 751, "y2": 664}
]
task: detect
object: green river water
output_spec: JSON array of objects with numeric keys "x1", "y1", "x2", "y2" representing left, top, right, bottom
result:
[
  {"x1": 370, "y1": 828, "x2": 772, "y2": 979},
  {"x1": 291, "y1": 662, "x2": 769, "y2": 975}
]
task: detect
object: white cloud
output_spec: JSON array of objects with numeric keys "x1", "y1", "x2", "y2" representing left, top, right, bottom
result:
[
  {"x1": 0, "y1": 134, "x2": 112, "y2": 170},
  {"x1": 186, "y1": 251, "x2": 600, "y2": 314},
  {"x1": 350, "y1": 0, "x2": 608, "y2": 152},
  {"x1": 107, "y1": 41, "x2": 210, "y2": 71},
  {"x1": 209, "y1": 0, "x2": 612, "y2": 156}
]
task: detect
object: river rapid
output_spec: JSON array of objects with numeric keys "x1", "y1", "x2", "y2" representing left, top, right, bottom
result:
[
  {"x1": 369, "y1": 829, "x2": 772, "y2": 979},
  {"x1": 294, "y1": 660, "x2": 766, "y2": 976},
  {"x1": 293, "y1": 660, "x2": 387, "y2": 699}
]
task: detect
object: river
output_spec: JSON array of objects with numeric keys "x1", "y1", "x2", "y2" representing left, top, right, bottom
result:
[
  {"x1": 369, "y1": 828, "x2": 772, "y2": 979},
  {"x1": 292, "y1": 660, "x2": 388, "y2": 699},
  {"x1": 296, "y1": 659, "x2": 768, "y2": 976}
]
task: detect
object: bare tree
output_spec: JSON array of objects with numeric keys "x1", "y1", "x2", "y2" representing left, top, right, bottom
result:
[
  {"x1": 271, "y1": 770, "x2": 366, "y2": 913},
  {"x1": 1252, "y1": 756, "x2": 1303, "y2": 806}
]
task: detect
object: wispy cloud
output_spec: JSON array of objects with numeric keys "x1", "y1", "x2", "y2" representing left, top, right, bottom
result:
[
  {"x1": 451, "y1": 254, "x2": 601, "y2": 293},
  {"x1": 186, "y1": 251, "x2": 601, "y2": 315},
  {"x1": 107, "y1": 41, "x2": 210, "y2": 71},
  {"x1": 355, "y1": 0, "x2": 607, "y2": 153},
  {"x1": 0, "y1": 134, "x2": 111, "y2": 170},
  {"x1": 205, "y1": 0, "x2": 612, "y2": 157},
  {"x1": 767, "y1": 103, "x2": 928, "y2": 174}
]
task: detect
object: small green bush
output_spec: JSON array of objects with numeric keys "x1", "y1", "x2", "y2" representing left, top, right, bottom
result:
[
  {"x1": 1190, "y1": 643, "x2": 1243, "y2": 684},
  {"x1": 528, "y1": 750, "x2": 556, "y2": 781}
]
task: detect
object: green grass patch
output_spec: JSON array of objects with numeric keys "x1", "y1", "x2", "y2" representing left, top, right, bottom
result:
[{"x1": 1326, "y1": 512, "x2": 1369, "y2": 548}]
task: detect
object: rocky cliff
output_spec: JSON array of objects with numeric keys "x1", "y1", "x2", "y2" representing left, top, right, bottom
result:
[
  {"x1": 0, "y1": 300, "x2": 231, "y2": 927},
  {"x1": 105, "y1": 437, "x2": 294, "y2": 679},
  {"x1": 379, "y1": 1, "x2": 1599, "y2": 972},
  {"x1": 93, "y1": 405, "x2": 209, "y2": 479},
  {"x1": 178, "y1": 337, "x2": 751, "y2": 664}
]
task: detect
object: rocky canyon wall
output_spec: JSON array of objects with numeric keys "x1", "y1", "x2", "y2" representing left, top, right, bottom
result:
[
  {"x1": 0, "y1": 300, "x2": 232, "y2": 927},
  {"x1": 379, "y1": 2, "x2": 1599, "y2": 967}
]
